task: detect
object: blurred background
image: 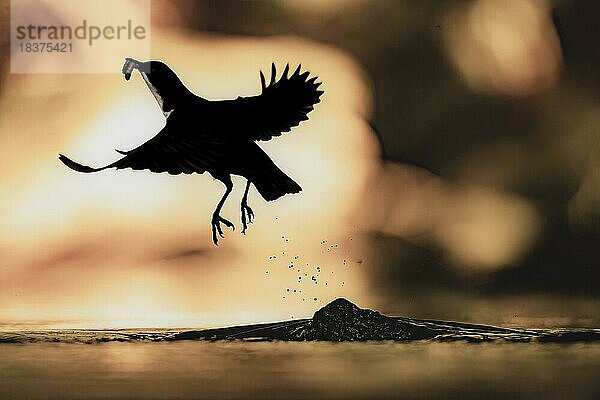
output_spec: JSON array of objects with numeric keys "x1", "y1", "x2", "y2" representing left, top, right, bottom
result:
[{"x1": 0, "y1": 0, "x2": 598, "y2": 329}]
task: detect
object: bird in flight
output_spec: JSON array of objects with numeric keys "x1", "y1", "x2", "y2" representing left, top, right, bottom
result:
[{"x1": 59, "y1": 58, "x2": 323, "y2": 245}]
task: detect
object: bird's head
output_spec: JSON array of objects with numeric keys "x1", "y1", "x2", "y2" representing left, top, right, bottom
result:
[{"x1": 123, "y1": 58, "x2": 193, "y2": 113}]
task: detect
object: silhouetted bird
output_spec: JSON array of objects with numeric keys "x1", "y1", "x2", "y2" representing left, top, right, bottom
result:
[{"x1": 59, "y1": 58, "x2": 323, "y2": 245}]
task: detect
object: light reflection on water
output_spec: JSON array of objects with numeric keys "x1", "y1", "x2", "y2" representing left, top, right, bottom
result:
[{"x1": 1, "y1": 341, "x2": 599, "y2": 400}]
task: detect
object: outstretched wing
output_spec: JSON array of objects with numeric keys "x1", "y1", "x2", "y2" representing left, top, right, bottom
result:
[
  {"x1": 215, "y1": 64, "x2": 323, "y2": 141},
  {"x1": 109, "y1": 122, "x2": 229, "y2": 175}
]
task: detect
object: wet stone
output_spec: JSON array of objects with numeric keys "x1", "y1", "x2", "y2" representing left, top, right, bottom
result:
[{"x1": 163, "y1": 298, "x2": 600, "y2": 344}]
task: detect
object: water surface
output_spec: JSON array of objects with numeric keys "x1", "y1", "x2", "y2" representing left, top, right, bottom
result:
[{"x1": 2, "y1": 338, "x2": 599, "y2": 399}]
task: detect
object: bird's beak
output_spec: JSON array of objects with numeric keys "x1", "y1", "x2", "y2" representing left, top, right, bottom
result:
[{"x1": 122, "y1": 57, "x2": 141, "y2": 81}]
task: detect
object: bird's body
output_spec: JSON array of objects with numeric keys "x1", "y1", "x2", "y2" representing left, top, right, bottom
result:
[{"x1": 59, "y1": 58, "x2": 323, "y2": 244}]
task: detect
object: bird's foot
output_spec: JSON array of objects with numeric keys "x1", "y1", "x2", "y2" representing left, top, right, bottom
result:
[
  {"x1": 241, "y1": 203, "x2": 255, "y2": 235},
  {"x1": 211, "y1": 214, "x2": 235, "y2": 245}
]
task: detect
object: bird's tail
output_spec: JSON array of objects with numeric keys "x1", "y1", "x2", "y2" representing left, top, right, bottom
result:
[
  {"x1": 58, "y1": 154, "x2": 108, "y2": 173},
  {"x1": 252, "y1": 167, "x2": 302, "y2": 201}
]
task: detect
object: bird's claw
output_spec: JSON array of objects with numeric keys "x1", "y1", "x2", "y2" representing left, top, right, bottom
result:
[
  {"x1": 212, "y1": 214, "x2": 235, "y2": 245},
  {"x1": 241, "y1": 204, "x2": 254, "y2": 235}
]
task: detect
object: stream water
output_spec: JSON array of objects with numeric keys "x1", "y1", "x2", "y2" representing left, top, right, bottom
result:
[{"x1": 1, "y1": 331, "x2": 599, "y2": 399}]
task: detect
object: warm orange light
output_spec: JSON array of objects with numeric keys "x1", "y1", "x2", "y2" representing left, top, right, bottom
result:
[
  {"x1": 0, "y1": 21, "x2": 379, "y2": 327},
  {"x1": 442, "y1": 0, "x2": 562, "y2": 96}
]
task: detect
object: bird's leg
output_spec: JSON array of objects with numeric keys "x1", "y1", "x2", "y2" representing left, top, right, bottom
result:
[
  {"x1": 212, "y1": 178, "x2": 235, "y2": 246},
  {"x1": 241, "y1": 180, "x2": 255, "y2": 235}
]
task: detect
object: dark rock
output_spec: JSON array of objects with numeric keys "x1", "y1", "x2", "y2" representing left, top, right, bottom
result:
[
  {"x1": 165, "y1": 298, "x2": 600, "y2": 343},
  {"x1": 168, "y1": 319, "x2": 312, "y2": 342},
  {"x1": 306, "y1": 298, "x2": 438, "y2": 341},
  {"x1": 6, "y1": 301, "x2": 596, "y2": 343},
  {"x1": 537, "y1": 330, "x2": 600, "y2": 343}
]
